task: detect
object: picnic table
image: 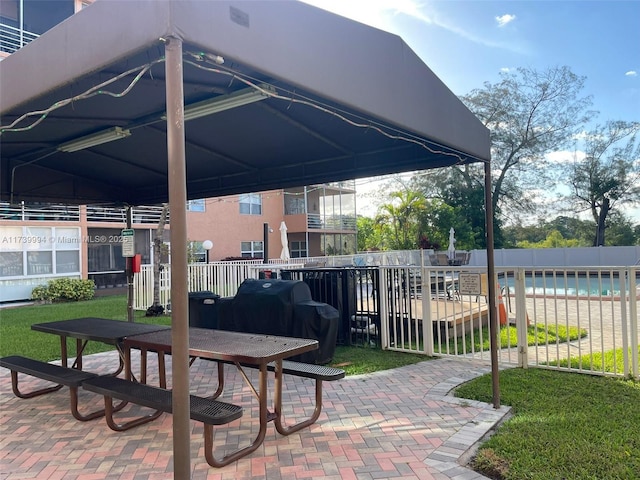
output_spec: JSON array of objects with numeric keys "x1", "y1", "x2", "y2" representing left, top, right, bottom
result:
[
  {"x1": 124, "y1": 328, "x2": 320, "y2": 465},
  {"x1": 4, "y1": 318, "x2": 342, "y2": 467},
  {"x1": 31, "y1": 317, "x2": 170, "y2": 374}
]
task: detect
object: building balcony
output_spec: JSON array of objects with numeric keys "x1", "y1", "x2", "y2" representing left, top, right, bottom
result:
[
  {"x1": 0, "y1": 202, "x2": 169, "y2": 225},
  {"x1": 0, "y1": 23, "x2": 38, "y2": 55},
  {"x1": 0, "y1": 202, "x2": 80, "y2": 222},
  {"x1": 284, "y1": 212, "x2": 356, "y2": 232},
  {"x1": 86, "y1": 205, "x2": 170, "y2": 224}
]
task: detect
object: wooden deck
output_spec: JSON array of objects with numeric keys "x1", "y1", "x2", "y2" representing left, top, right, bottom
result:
[{"x1": 356, "y1": 295, "x2": 490, "y2": 339}]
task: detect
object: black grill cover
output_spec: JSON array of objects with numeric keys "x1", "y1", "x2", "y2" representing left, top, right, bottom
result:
[
  {"x1": 217, "y1": 279, "x2": 338, "y2": 364},
  {"x1": 227, "y1": 279, "x2": 312, "y2": 336},
  {"x1": 292, "y1": 301, "x2": 339, "y2": 364}
]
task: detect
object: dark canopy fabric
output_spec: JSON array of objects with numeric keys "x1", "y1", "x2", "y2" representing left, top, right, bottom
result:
[
  {"x1": 0, "y1": 1, "x2": 498, "y2": 476},
  {"x1": 0, "y1": 0, "x2": 490, "y2": 205}
]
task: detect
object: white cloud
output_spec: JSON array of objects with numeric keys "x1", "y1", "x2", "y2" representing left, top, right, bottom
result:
[
  {"x1": 500, "y1": 67, "x2": 511, "y2": 73},
  {"x1": 302, "y1": 0, "x2": 527, "y2": 53},
  {"x1": 496, "y1": 14, "x2": 516, "y2": 27},
  {"x1": 625, "y1": 71, "x2": 638, "y2": 77},
  {"x1": 546, "y1": 149, "x2": 584, "y2": 164}
]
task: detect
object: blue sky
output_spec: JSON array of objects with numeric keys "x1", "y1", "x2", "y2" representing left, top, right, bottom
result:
[
  {"x1": 301, "y1": 0, "x2": 640, "y2": 222},
  {"x1": 301, "y1": 0, "x2": 639, "y2": 122}
]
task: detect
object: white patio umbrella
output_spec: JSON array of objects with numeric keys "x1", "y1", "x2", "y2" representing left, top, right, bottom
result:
[
  {"x1": 447, "y1": 227, "x2": 456, "y2": 260},
  {"x1": 279, "y1": 221, "x2": 290, "y2": 261}
]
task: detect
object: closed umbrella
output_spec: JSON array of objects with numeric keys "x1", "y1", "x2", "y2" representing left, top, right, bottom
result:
[
  {"x1": 447, "y1": 227, "x2": 456, "y2": 260},
  {"x1": 279, "y1": 221, "x2": 290, "y2": 261}
]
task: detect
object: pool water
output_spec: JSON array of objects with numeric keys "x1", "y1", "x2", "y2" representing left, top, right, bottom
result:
[{"x1": 504, "y1": 274, "x2": 637, "y2": 297}]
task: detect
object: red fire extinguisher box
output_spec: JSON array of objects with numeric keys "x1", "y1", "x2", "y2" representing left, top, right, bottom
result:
[{"x1": 132, "y1": 254, "x2": 141, "y2": 273}]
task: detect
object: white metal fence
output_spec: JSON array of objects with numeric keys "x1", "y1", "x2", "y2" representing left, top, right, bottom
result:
[
  {"x1": 378, "y1": 266, "x2": 638, "y2": 380},
  {"x1": 133, "y1": 261, "x2": 638, "y2": 380}
]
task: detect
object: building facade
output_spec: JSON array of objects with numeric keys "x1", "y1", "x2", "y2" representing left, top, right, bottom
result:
[{"x1": 0, "y1": 185, "x2": 357, "y2": 302}]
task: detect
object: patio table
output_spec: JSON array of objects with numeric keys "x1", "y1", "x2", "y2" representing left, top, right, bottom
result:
[
  {"x1": 31, "y1": 317, "x2": 170, "y2": 375},
  {"x1": 123, "y1": 327, "x2": 318, "y2": 466}
]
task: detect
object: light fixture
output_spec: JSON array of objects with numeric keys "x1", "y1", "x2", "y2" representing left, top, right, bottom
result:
[
  {"x1": 202, "y1": 239, "x2": 213, "y2": 264},
  {"x1": 166, "y1": 84, "x2": 274, "y2": 122},
  {"x1": 58, "y1": 127, "x2": 131, "y2": 152}
]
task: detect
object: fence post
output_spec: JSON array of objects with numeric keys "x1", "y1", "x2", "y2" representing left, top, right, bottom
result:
[
  {"x1": 422, "y1": 266, "x2": 434, "y2": 356},
  {"x1": 379, "y1": 268, "x2": 389, "y2": 349},
  {"x1": 514, "y1": 268, "x2": 529, "y2": 368},
  {"x1": 619, "y1": 268, "x2": 630, "y2": 378},
  {"x1": 628, "y1": 267, "x2": 638, "y2": 380}
]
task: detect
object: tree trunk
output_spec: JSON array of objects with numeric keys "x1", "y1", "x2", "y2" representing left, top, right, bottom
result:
[
  {"x1": 594, "y1": 197, "x2": 609, "y2": 246},
  {"x1": 152, "y1": 204, "x2": 169, "y2": 308}
]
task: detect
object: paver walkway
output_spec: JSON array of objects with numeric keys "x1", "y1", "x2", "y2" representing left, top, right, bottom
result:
[{"x1": 0, "y1": 351, "x2": 510, "y2": 479}]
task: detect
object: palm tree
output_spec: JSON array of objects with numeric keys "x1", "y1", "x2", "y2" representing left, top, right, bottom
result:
[{"x1": 377, "y1": 190, "x2": 425, "y2": 249}]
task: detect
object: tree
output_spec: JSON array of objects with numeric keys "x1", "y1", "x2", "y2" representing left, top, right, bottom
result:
[
  {"x1": 502, "y1": 215, "x2": 594, "y2": 248},
  {"x1": 603, "y1": 212, "x2": 638, "y2": 246},
  {"x1": 460, "y1": 66, "x2": 594, "y2": 219},
  {"x1": 412, "y1": 168, "x2": 501, "y2": 248},
  {"x1": 356, "y1": 215, "x2": 387, "y2": 251},
  {"x1": 567, "y1": 120, "x2": 640, "y2": 245},
  {"x1": 376, "y1": 189, "x2": 425, "y2": 250},
  {"x1": 516, "y1": 230, "x2": 581, "y2": 249},
  {"x1": 147, "y1": 203, "x2": 169, "y2": 315}
]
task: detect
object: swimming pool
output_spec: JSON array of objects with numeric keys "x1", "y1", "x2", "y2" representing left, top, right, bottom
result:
[{"x1": 503, "y1": 271, "x2": 638, "y2": 297}]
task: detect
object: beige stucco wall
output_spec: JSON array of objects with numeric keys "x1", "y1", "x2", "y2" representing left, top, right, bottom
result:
[{"x1": 186, "y1": 190, "x2": 284, "y2": 260}]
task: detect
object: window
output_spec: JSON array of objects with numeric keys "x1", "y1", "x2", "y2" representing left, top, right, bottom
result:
[
  {"x1": 0, "y1": 252, "x2": 23, "y2": 277},
  {"x1": 290, "y1": 241, "x2": 307, "y2": 258},
  {"x1": 240, "y1": 241, "x2": 263, "y2": 258},
  {"x1": 239, "y1": 193, "x2": 262, "y2": 215},
  {"x1": 0, "y1": 225, "x2": 81, "y2": 277},
  {"x1": 187, "y1": 199, "x2": 205, "y2": 212},
  {"x1": 189, "y1": 241, "x2": 206, "y2": 262},
  {"x1": 284, "y1": 195, "x2": 306, "y2": 215}
]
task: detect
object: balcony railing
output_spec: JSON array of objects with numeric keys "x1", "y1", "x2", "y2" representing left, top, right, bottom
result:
[
  {"x1": 0, "y1": 202, "x2": 169, "y2": 224},
  {"x1": 86, "y1": 205, "x2": 169, "y2": 224},
  {"x1": 0, "y1": 23, "x2": 39, "y2": 55},
  {"x1": 306, "y1": 213, "x2": 356, "y2": 230},
  {"x1": 0, "y1": 202, "x2": 80, "y2": 221}
]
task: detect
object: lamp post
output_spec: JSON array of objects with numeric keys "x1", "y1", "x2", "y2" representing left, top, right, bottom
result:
[{"x1": 202, "y1": 239, "x2": 213, "y2": 263}]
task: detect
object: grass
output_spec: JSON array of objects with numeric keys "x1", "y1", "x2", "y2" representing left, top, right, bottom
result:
[
  {"x1": 331, "y1": 345, "x2": 426, "y2": 375},
  {"x1": 0, "y1": 295, "x2": 425, "y2": 374},
  {"x1": 0, "y1": 296, "x2": 170, "y2": 361},
  {"x1": 454, "y1": 368, "x2": 640, "y2": 480},
  {"x1": 547, "y1": 346, "x2": 640, "y2": 375},
  {"x1": 442, "y1": 323, "x2": 586, "y2": 352}
]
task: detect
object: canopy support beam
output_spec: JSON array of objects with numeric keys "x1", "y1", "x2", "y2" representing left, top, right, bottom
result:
[
  {"x1": 165, "y1": 35, "x2": 191, "y2": 478},
  {"x1": 484, "y1": 158, "x2": 500, "y2": 408}
]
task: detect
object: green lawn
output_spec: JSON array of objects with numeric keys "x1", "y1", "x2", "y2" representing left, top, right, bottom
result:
[
  {"x1": 455, "y1": 368, "x2": 640, "y2": 480},
  {"x1": 0, "y1": 295, "x2": 425, "y2": 373},
  {"x1": 439, "y1": 323, "x2": 586, "y2": 354},
  {"x1": 0, "y1": 296, "x2": 170, "y2": 361}
]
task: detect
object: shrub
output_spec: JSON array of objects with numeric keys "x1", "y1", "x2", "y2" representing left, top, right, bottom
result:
[{"x1": 31, "y1": 278, "x2": 96, "y2": 302}]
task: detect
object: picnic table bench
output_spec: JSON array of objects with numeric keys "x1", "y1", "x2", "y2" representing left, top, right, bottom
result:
[
  {"x1": 198, "y1": 358, "x2": 345, "y2": 434},
  {"x1": 0, "y1": 355, "x2": 106, "y2": 421},
  {"x1": 81, "y1": 375, "x2": 243, "y2": 467}
]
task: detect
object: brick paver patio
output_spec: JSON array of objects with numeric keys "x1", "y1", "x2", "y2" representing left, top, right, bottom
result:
[{"x1": 0, "y1": 351, "x2": 509, "y2": 479}]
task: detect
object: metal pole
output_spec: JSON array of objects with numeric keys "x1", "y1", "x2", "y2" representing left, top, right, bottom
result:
[
  {"x1": 126, "y1": 206, "x2": 134, "y2": 323},
  {"x1": 263, "y1": 223, "x2": 269, "y2": 263},
  {"x1": 164, "y1": 35, "x2": 191, "y2": 478},
  {"x1": 484, "y1": 159, "x2": 500, "y2": 408}
]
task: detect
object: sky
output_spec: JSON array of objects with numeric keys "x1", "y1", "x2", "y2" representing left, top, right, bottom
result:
[{"x1": 300, "y1": 0, "x2": 640, "y2": 221}]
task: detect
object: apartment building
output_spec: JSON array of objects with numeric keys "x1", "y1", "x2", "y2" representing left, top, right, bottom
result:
[{"x1": 0, "y1": 1, "x2": 357, "y2": 302}]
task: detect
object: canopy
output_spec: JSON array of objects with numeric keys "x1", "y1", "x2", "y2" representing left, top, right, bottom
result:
[
  {"x1": 0, "y1": 0, "x2": 489, "y2": 205},
  {"x1": 0, "y1": 0, "x2": 497, "y2": 476}
]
